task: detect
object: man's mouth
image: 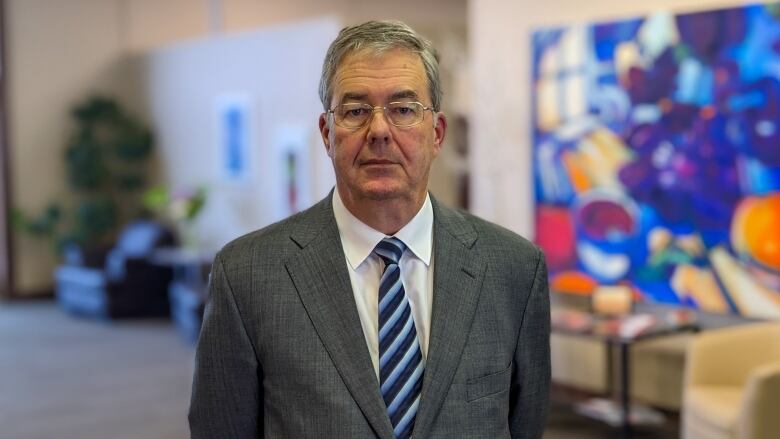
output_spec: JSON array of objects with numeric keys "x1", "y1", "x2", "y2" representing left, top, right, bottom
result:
[{"x1": 362, "y1": 159, "x2": 395, "y2": 166}]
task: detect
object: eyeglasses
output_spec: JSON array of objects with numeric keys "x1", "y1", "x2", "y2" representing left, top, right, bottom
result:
[{"x1": 327, "y1": 101, "x2": 434, "y2": 129}]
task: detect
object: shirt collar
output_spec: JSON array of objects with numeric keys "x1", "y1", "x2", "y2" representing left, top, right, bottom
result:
[{"x1": 332, "y1": 189, "x2": 433, "y2": 270}]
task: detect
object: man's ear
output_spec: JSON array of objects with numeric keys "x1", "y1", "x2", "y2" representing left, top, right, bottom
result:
[
  {"x1": 432, "y1": 112, "x2": 447, "y2": 156},
  {"x1": 319, "y1": 113, "x2": 334, "y2": 157}
]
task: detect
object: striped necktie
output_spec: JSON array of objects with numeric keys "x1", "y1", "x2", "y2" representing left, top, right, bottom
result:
[{"x1": 375, "y1": 237, "x2": 424, "y2": 439}]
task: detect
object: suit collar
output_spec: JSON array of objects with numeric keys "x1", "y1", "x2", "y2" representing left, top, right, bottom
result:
[
  {"x1": 332, "y1": 190, "x2": 435, "y2": 270},
  {"x1": 429, "y1": 195, "x2": 478, "y2": 249},
  {"x1": 413, "y1": 197, "x2": 486, "y2": 437},
  {"x1": 287, "y1": 193, "x2": 334, "y2": 250}
]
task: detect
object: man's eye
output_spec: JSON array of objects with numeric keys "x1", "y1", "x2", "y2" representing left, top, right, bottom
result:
[
  {"x1": 392, "y1": 106, "x2": 415, "y2": 115},
  {"x1": 343, "y1": 108, "x2": 367, "y2": 118}
]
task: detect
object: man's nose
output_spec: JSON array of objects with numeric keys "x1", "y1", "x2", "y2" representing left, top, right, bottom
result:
[{"x1": 367, "y1": 107, "x2": 391, "y2": 144}]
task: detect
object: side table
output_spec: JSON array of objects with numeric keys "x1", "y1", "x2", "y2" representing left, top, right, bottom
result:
[
  {"x1": 151, "y1": 247, "x2": 215, "y2": 342},
  {"x1": 551, "y1": 306, "x2": 698, "y2": 438}
]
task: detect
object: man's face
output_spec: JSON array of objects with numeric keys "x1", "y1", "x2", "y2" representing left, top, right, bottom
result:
[{"x1": 319, "y1": 48, "x2": 446, "y2": 208}]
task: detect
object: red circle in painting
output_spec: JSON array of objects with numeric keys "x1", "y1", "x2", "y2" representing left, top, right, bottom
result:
[{"x1": 536, "y1": 206, "x2": 576, "y2": 270}]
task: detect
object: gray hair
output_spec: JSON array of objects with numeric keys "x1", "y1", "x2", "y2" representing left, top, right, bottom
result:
[{"x1": 319, "y1": 20, "x2": 442, "y2": 112}]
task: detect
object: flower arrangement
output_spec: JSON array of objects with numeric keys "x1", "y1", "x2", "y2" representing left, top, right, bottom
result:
[{"x1": 142, "y1": 185, "x2": 207, "y2": 247}]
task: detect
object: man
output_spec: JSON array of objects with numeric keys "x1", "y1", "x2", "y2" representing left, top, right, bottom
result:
[{"x1": 189, "y1": 20, "x2": 550, "y2": 439}]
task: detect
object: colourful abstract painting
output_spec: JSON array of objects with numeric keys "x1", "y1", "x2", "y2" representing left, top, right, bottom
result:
[{"x1": 532, "y1": 4, "x2": 780, "y2": 318}]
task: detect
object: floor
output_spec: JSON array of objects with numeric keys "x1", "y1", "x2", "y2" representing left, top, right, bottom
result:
[
  {"x1": 0, "y1": 302, "x2": 193, "y2": 439},
  {"x1": 545, "y1": 398, "x2": 679, "y2": 438},
  {"x1": 0, "y1": 301, "x2": 680, "y2": 438}
]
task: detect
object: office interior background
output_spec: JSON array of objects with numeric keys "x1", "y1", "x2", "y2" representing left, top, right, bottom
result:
[{"x1": 2, "y1": 0, "x2": 779, "y2": 438}]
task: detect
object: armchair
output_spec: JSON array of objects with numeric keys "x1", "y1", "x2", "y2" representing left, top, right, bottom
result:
[
  {"x1": 682, "y1": 322, "x2": 780, "y2": 439},
  {"x1": 55, "y1": 220, "x2": 176, "y2": 318}
]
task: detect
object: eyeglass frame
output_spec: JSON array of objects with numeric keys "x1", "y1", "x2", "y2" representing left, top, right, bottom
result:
[{"x1": 325, "y1": 101, "x2": 436, "y2": 129}]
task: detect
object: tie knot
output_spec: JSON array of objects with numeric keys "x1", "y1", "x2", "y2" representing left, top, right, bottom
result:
[{"x1": 374, "y1": 237, "x2": 406, "y2": 265}]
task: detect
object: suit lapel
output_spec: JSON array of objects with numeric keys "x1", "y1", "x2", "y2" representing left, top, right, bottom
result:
[
  {"x1": 284, "y1": 196, "x2": 395, "y2": 439},
  {"x1": 414, "y1": 198, "x2": 486, "y2": 438}
]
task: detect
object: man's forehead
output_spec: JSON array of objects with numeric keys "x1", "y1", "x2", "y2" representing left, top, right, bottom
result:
[
  {"x1": 331, "y1": 48, "x2": 428, "y2": 103},
  {"x1": 335, "y1": 48, "x2": 423, "y2": 72}
]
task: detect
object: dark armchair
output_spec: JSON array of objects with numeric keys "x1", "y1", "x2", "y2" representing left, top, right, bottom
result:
[{"x1": 55, "y1": 220, "x2": 176, "y2": 318}]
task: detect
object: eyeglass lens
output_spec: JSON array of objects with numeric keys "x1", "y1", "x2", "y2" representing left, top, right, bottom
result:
[{"x1": 334, "y1": 102, "x2": 424, "y2": 127}]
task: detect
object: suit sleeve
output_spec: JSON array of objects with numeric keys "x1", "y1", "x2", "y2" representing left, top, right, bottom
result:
[
  {"x1": 509, "y1": 249, "x2": 551, "y2": 439},
  {"x1": 189, "y1": 252, "x2": 262, "y2": 438}
]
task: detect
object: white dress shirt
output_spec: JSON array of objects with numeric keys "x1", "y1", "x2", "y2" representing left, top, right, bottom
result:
[{"x1": 332, "y1": 190, "x2": 434, "y2": 378}]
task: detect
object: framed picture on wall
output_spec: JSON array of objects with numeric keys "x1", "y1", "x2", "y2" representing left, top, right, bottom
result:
[
  {"x1": 216, "y1": 94, "x2": 254, "y2": 184},
  {"x1": 273, "y1": 123, "x2": 312, "y2": 217}
]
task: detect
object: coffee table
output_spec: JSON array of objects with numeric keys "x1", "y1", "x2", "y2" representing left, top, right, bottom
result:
[{"x1": 551, "y1": 305, "x2": 698, "y2": 438}]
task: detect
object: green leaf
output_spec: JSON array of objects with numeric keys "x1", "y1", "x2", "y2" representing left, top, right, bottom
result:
[
  {"x1": 73, "y1": 198, "x2": 117, "y2": 246},
  {"x1": 65, "y1": 138, "x2": 106, "y2": 190},
  {"x1": 142, "y1": 186, "x2": 170, "y2": 212},
  {"x1": 115, "y1": 173, "x2": 145, "y2": 191},
  {"x1": 10, "y1": 203, "x2": 63, "y2": 237}
]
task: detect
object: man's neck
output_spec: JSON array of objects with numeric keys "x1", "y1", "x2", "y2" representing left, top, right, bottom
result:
[{"x1": 337, "y1": 188, "x2": 426, "y2": 235}]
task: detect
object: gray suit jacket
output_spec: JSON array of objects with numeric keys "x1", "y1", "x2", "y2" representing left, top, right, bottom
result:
[{"x1": 189, "y1": 193, "x2": 550, "y2": 438}]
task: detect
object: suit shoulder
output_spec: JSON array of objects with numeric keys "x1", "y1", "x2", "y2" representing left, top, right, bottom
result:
[
  {"x1": 454, "y1": 208, "x2": 541, "y2": 258},
  {"x1": 450, "y1": 210, "x2": 547, "y2": 287}
]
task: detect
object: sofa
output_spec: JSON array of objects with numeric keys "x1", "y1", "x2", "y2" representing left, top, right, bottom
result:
[{"x1": 55, "y1": 220, "x2": 176, "y2": 318}]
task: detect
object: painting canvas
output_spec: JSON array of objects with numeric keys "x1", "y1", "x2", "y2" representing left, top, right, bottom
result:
[
  {"x1": 273, "y1": 124, "x2": 312, "y2": 217},
  {"x1": 532, "y1": 4, "x2": 780, "y2": 318},
  {"x1": 217, "y1": 94, "x2": 253, "y2": 184}
]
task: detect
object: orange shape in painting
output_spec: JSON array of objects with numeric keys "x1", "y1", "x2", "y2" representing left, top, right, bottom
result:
[
  {"x1": 551, "y1": 271, "x2": 598, "y2": 295},
  {"x1": 740, "y1": 193, "x2": 780, "y2": 270},
  {"x1": 562, "y1": 152, "x2": 592, "y2": 194}
]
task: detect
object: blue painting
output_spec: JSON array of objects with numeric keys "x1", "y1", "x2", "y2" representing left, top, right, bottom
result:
[
  {"x1": 217, "y1": 94, "x2": 252, "y2": 183},
  {"x1": 532, "y1": 4, "x2": 780, "y2": 318},
  {"x1": 224, "y1": 106, "x2": 246, "y2": 178}
]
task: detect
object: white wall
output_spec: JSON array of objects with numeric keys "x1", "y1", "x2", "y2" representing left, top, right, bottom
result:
[
  {"x1": 469, "y1": 0, "x2": 754, "y2": 239},
  {"x1": 140, "y1": 18, "x2": 340, "y2": 251}
]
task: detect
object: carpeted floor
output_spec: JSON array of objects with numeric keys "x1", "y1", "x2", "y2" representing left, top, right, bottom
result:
[
  {"x1": 0, "y1": 301, "x2": 679, "y2": 439},
  {"x1": 0, "y1": 302, "x2": 194, "y2": 439}
]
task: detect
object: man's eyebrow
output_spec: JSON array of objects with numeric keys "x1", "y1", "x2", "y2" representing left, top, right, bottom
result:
[
  {"x1": 338, "y1": 90, "x2": 419, "y2": 103},
  {"x1": 340, "y1": 92, "x2": 367, "y2": 102},
  {"x1": 390, "y1": 90, "x2": 419, "y2": 101}
]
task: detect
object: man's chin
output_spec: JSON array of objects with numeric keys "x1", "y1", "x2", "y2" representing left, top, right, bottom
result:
[
  {"x1": 362, "y1": 187, "x2": 404, "y2": 201},
  {"x1": 355, "y1": 182, "x2": 408, "y2": 201},
  {"x1": 338, "y1": 179, "x2": 421, "y2": 203}
]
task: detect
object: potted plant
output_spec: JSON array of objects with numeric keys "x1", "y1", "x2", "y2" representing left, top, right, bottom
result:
[{"x1": 13, "y1": 95, "x2": 155, "y2": 256}]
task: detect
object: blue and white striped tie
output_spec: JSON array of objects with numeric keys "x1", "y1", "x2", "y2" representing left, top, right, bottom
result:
[{"x1": 375, "y1": 237, "x2": 424, "y2": 439}]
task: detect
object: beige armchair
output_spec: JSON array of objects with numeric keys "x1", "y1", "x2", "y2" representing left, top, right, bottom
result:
[{"x1": 682, "y1": 322, "x2": 780, "y2": 439}]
